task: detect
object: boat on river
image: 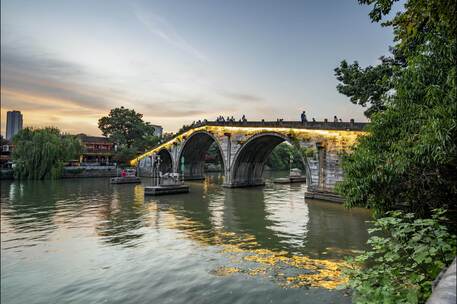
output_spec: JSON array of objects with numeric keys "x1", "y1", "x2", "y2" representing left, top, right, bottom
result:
[
  {"x1": 110, "y1": 176, "x2": 141, "y2": 184},
  {"x1": 110, "y1": 169, "x2": 141, "y2": 184}
]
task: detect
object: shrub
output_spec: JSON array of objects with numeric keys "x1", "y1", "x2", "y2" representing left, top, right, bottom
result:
[{"x1": 342, "y1": 209, "x2": 456, "y2": 304}]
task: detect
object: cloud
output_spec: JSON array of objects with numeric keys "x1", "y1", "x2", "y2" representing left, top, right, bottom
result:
[
  {"x1": 0, "y1": 39, "x2": 266, "y2": 134},
  {"x1": 1, "y1": 46, "x2": 123, "y2": 111},
  {"x1": 218, "y1": 91, "x2": 264, "y2": 102},
  {"x1": 136, "y1": 98, "x2": 223, "y2": 118},
  {"x1": 132, "y1": 4, "x2": 207, "y2": 61},
  {"x1": 1, "y1": 45, "x2": 83, "y2": 78}
]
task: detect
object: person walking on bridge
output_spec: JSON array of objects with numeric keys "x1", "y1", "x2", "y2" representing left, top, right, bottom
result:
[{"x1": 301, "y1": 111, "x2": 307, "y2": 122}]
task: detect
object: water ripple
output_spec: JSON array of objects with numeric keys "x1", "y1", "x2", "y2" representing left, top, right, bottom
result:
[{"x1": 1, "y1": 174, "x2": 370, "y2": 304}]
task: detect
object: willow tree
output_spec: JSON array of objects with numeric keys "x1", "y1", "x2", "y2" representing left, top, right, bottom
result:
[{"x1": 12, "y1": 127, "x2": 81, "y2": 179}]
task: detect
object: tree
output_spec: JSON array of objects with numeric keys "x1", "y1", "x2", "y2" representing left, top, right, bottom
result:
[
  {"x1": 336, "y1": 0, "x2": 457, "y2": 220},
  {"x1": 0, "y1": 135, "x2": 8, "y2": 146},
  {"x1": 334, "y1": 57, "x2": 398, "y2": 117},
  {"x1": 12, "y1": 127, "x2": 81, "y2": 179},
  {"x1": 335, "y1": 0, "x2": 456, "y2": 118},
  {"x1": 98, "y1": 107, "x2": 160, "y2": 163},
  {"x1": 266, "y1": 143, "x2": 307, "y2": 171},
  {"x1": 134, "y1": 134, "x2": 160, "y2": 153},
  {"x1": 98, "y1": 107, "x2": 157, "y2": 148},
  {"x1": 112, "y1": 146, "x2": 138, "y2": 166}
]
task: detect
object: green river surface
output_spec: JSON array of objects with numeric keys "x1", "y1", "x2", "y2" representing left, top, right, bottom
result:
[{"x1": 1, "y1": 172, "x2": 371, "y2": 304}]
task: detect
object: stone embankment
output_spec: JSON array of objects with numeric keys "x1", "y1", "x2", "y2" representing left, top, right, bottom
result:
[{"x1": 62, "y1": 166, "x2": 118, "y2": 178}]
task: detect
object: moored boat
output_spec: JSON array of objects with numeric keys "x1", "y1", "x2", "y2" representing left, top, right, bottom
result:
[{"x1": 110, "y1": 168, "x2": 141, "y2": 184}]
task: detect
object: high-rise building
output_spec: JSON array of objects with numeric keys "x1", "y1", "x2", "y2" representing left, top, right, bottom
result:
[{"x1": 6, "y1": 111, "x2": 23, "y2": 140}]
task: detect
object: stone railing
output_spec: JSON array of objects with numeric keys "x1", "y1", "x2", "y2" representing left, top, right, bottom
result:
[{"x1": 204, "y1": 120, "x2": 368, "y2": 131}]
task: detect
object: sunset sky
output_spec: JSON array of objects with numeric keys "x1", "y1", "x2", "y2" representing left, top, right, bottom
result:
[{"x1": 1, "y1": 0, "x2": 397, "y2": 135}]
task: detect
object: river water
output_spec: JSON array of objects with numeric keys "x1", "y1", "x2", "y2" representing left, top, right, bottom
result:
[{"x1": 1, "y1": 172, "x2": 371, "y2": 304}]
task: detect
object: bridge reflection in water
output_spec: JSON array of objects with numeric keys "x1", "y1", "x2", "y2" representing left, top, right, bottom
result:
[
  {"x1": 140, "y1": 174, "x2": 370, "y2": 289},
  {"x1": 142, "y1": 174, "x2": 370, "y2": 258}
]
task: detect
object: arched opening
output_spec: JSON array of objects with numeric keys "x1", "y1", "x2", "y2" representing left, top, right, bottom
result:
[
  {"x1": 178, "y1": 132, "x2": 224, "y2": 180},
  {"x1": 265, "y1": 142, "x2": 307, "y2": 172},
  {"x1": 157, "y1": 149, "x2": 173, "y2": 174},
  {"x1": 230, "y1": 133, "x2": 286, "y2": 187}
]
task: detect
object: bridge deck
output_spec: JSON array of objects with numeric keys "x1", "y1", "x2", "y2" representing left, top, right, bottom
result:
[{"x1": 204, "y1": 121, "x2": 368, "y2": 131}]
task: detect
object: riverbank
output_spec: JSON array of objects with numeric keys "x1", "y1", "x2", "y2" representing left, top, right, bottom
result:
[{"x1": 62, "y1": 166, "x2": 118, "y2": 178}]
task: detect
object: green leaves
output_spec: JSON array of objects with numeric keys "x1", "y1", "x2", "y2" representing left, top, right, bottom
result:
[
  {"x1": 336, "y1": 0, "x2": 457, "y2": 219},
  {"x1": 12, "y1": 127, "x2": 81, "y2": 179},
  {"x1": 342, "y1": 209, "x2": 456, "y2": 304},
  {"x1": 334, "y1": 58, "x2": 394, "y2": 117},
  {"x1": 98, "y1": 107, "x2": 160, "y2": 164},
  {"x1": 266, "y1": 143, "x2": 307, "y2": 171}
]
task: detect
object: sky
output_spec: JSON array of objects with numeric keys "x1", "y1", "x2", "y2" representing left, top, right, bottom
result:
[{"x1": 1, "y1": 0, "x2": 398, "y2": 135}]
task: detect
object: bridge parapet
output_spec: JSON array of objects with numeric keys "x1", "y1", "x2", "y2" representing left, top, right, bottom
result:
[{"x1": 204, "y1": 121, "x2": 368, "y2": 132}]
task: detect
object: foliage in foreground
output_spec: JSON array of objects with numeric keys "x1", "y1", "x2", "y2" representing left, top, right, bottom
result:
[
  {"x1": 342, "y1": 209, "x2": 456, "y2": 304},
  {"x1": 12, "y1": 127, "x2": 81, "y2": 179},
  {"x1": 336, "y1": 0, "x2": 457, "y2": 219}
]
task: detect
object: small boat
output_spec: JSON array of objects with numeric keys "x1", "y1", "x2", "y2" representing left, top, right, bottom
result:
[
  {"x1": 144, "y1": 184, "x2": 189, "y2": 195},
  {"x1": 110, "y1": 176, "x2": 141, "y2": 184},
  {"x1": 110, "y1": 168, "x2": 141, "y2": 184}
]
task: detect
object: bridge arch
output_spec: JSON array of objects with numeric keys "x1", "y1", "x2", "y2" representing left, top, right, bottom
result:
[
  {"x1": 157, "y1": 148, "x2": 173, "y2": 174},
  {"x1": 176, "y1": 131, "x2": 225, "y2": 180},
  {"x1": 229, "y1": 132, "x2": 311, "y2": 187}
]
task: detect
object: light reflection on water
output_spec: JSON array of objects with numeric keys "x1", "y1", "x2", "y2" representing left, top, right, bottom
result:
[{"x1": 1, "y1": 172, "x2": 371, "y2": 304}]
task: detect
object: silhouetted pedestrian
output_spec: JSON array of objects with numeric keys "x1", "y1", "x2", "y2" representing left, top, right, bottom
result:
[{"x1": 301, "y1": 111, "x2": 307, "y2": 122}]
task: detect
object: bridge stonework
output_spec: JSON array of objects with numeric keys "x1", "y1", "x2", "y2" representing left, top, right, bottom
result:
[{"x1": 133, "y1": 121, "x2": 367, "y2": 202}]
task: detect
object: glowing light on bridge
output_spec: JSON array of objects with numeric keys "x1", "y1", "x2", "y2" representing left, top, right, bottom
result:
[{"x1": 130, "y1": 125, "x2": 366, "y2": 166}]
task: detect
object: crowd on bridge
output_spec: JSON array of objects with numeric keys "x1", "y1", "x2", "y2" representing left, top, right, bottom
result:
[
  {"x1": 173, "y1": 112, "x2": 356, "y2": 139},
  {"x1": 300, "y1": 110, "x2": 345, "y2": 123},
  {"x1": 216, "y1": 115, "x2": 248, "y2": 123}
]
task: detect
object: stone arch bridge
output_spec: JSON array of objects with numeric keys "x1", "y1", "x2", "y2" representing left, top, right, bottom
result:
[{"x1": 131, "y1": 121, "x2": 367, "y2": 200}]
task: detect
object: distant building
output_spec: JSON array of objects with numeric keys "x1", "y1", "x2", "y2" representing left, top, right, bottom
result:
[
  {"x1": 6, "y1": 111, "x2": 23, "y2": 140},
  {"x1": 150, "y1": 124, "x2": 163, "y2": 137},
  {"x1": 0, "y1": 137, "x2": 14, "y2": 169},
  {"x1": 75, "y1": 134, "x2": 114, "y2": 165}
]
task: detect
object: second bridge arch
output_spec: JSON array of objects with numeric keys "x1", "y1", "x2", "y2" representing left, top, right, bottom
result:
[{"x1": 176, "y1": 131, "x2": 225, "y2": 180}]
